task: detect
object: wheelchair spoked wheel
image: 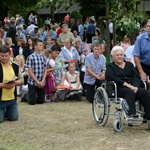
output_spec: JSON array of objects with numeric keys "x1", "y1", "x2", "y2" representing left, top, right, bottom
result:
[
  {"x1": 113, "y1": 119, "x2": 123, "y2": 132},
  {"x1": 92, "y1": 87, "x2": 110, "y2": 126}
]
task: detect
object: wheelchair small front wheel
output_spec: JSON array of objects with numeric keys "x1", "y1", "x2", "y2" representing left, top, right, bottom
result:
[
  {"x1": 113, "y1": 119, "x2": 123, "y2": 132},
  {"x1": 92, "y1": 87, "x2": 109, "y2": 126}
]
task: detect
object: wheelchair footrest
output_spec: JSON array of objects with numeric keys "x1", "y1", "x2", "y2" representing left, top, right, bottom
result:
[{"x1": 126, "y1": 117, "x2": 143, "y2": 126}]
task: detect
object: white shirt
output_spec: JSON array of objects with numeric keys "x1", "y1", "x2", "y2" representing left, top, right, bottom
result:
[
  {"x1": 109, "y1": 22, "x2": 113, "y2": 33},
  {"x1": 64, "y1": 46, "x2": 73, "y2": 59},
  {"x1": 19, "y1": 47, "x2": 23, "y2": 55},
  {"x1": 26, "y1": 24, "x2": 37, "y2": 34},
  {"x1": 49, "y1": 59, "x2": 55, "y2": 67},
  {"x1": 125, "y1": 45, "x2": 135, "y2": 66},
  {"x1": 78, "y1": 24, "x2": 84, "y2": 36}
]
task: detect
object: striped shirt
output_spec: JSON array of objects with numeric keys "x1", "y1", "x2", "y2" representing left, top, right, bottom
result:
[{"x1": 26, "y1": 52, "x2": 47, "y2": 86}]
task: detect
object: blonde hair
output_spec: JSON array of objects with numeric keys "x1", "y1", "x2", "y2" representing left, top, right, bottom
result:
[
  {"x1": 122, "y1": 35, "x2": 131, "y2": 44},
  {"x1": 0, "y1": 38, "x2": 2, "y2": 45},
  {"x1": 46, "y1": 36, "x2": 51, "y2": 41},
  {"x1": 68, "y1": 61, "x2": 76, "y2": 68},
  {"x1": 75, "y1": 40, "x2": 81, "y2": 44},
  {"x1": 41, "y1": 49, "x2": 51, "y2": 59},
  {"x1": 5, "y1": 37, "x2": 14, "y2": 47},
  {"x1": 64, "y1": 38, "x2": 72, "y2": 45},
  {"x1": 111, "y1": 46, "x2": 124, "y2": 56},
  {"x1": 14, "y1": 55, "x2": 25, "y2": 67}
]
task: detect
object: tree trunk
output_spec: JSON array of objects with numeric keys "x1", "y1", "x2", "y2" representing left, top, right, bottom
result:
[
  {"x1": 0, "y1": 2, "x2": 8, "y2": 23},
  {"x1": 113, "y1": 21, "x2": 116, "y2": 46},
  {"x1": 106, "y1": 3, "x2": 110, "y2": 64}
]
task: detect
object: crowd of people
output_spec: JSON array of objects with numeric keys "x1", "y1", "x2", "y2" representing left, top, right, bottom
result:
[{"x1": 1, "y1": 12, "x2": 150, "y2": 130}]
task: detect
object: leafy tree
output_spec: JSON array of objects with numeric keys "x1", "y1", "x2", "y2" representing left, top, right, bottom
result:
[
  {"x1": 76, "y1": 0, "x2": 106, "y2": 20},
  {"x1": 1, "y1": 0, "x2": 38, "y2": 18},
  {"x1": 70, "y1": 10, "x2": 82, "y2": 20},
  {"x1": 35, "y1": 0, "x2": 106, "y2": 20},
  {"x1": 110, "y1": 0, "x2": 148, "y2": 36}
]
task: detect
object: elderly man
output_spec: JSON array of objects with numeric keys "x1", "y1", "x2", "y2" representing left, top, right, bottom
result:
[{"x1": 133, "y1": 19, "x2": 150, "y2": 82}]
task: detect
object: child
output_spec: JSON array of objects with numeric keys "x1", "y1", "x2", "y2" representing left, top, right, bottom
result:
[
  {"x1": 45, "y1": 50, "x2": 56, "y2": 102},
  {"x1": 66, "y1": 62, "x2": 82, "y2": 100},
  {"x1": 80, "y1": 49, "x2": 87, "y2": 96},
  {"x1": 46, "y1": 37, "x2": 52, "y2": 51},
  {"x1": 26, "y1": 39, "x2": 47, "y2": 105},
  {"x1": 51, "y1": 45, "x2": 69, "y2": 101}
]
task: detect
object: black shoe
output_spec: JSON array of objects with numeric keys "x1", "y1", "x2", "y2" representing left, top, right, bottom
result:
[
  {"x1": 128, "y1": 114, "x2": 139, "y2": 118},
  {"x1": 147, "y1": 120, "x2": 150, "y2": 130},
  {"x1": 143, "y1": 118, "x2": 147, "y2": 123}
]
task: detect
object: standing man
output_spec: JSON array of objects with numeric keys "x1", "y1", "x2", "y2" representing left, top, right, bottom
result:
[
  {"x1": 70, "y1": 18, "x2": 78, "y2": 33},
  {"x1": 7, "y1": 20, "x2": 16, "y2": 44},
  {"x1": 77, "y1": 19, "x2": 84, "y2": 41},
  {"x1": 133, "y1": 19, "x2": 150, "y2": 81},
  {"x1": 26, "y1": 39, "x2": 47, "y2": 105},
  {"x1": 0, "y1": 45, "x2": 23, "y2": 123},
  {"x1": 84, "y1": 43, "x2": 105, "y2": 103},
  {"x1": 86, "y1": 18, "x2": 95, "y2": 43},
  {"x1": 26, "y1": 20, "x2": 37, "y2": 34}
]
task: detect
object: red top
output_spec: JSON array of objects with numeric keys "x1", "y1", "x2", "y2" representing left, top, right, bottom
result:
[{"x1": 57, "y1": 28, "x2": 62, "y2": 37}]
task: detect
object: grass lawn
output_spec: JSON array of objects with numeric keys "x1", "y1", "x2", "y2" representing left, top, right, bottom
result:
[{"x1": 0, "y1": 97, "x2": 150, "y2": 150}]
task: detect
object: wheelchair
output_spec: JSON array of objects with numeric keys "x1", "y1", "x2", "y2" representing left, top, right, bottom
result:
[{"x1": 92, "y1": 81, "x2": 147, "y2": 132}]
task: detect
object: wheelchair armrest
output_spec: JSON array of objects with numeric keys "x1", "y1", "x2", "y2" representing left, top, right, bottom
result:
[
  {"x1": 141, "y1": 80, "x2": 147, "y2": 89},
  {"x1": 101, "y1": 81, "x2": 117, "y2": 98}
]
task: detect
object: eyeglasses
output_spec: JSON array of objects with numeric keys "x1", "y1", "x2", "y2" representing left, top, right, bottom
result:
[{"x1": 114, "y1": 54, "x2": 124, "y2": 57}]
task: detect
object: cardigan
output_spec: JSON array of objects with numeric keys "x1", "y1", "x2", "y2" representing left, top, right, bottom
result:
[{"x1": 106, "y1": 61, "x2": 141, "y2": 88}]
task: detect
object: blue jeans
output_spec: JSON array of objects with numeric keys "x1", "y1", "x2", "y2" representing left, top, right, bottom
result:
[{"x1": 0, "y1": 100, "x2": 19, "y2": 123}]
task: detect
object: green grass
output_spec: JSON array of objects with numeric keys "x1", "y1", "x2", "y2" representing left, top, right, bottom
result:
[{"x1": 0, "y1": 98, "x2": 150, "y2": 150}]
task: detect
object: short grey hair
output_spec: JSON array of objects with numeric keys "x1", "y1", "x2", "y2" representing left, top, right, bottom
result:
[
  {"x1": 62, "y1": 24, "x2": 68, "y2": 28},
  {"x1": 111, "y1": 46, "x2": 124, "y2": 56}
]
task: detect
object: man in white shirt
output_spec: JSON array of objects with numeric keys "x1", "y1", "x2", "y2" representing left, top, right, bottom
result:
[
  {"x1": 109, "y1": 22, "x2": 113, "y2": 40},
  {"x1": 26, "y1": 20, "x2": 37, "y2": 34}
]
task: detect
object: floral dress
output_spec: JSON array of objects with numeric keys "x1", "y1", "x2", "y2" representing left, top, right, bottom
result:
[
  {"x1": 53, "y1": 56, "x2": 69, "y2": 100},
  {"x1": 45, "y1": 59, "x2": 56, "y2": 102}
]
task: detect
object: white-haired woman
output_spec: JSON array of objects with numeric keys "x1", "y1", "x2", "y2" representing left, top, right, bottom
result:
[
  {"x1": 105, "y1": 46, "x2": 150, "y2": 129},
  {"x1": 57, "y1": 24, "x2": 75, "y2": 47}
]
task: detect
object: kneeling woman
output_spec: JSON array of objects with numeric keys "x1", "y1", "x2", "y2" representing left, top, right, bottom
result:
[{"x1": 105, "y1": 46, "x2": 150, "y2": 129}]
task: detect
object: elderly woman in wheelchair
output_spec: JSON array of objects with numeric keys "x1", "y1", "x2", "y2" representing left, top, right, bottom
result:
[{"x1": 92, "y1": 46, "x2": 150, "y2": 132}]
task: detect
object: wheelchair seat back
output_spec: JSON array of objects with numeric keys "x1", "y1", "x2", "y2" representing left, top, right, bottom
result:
[{"x1": 106, "y1": 83, "x2": 115, "y2": 98}]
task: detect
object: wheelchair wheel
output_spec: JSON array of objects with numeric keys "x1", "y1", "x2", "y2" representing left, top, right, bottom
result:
[
  {"x1": 92, "y1": 86, "x2": 110, "y2": 126},
  {"x1": 113, "y1": 119, "x2": 123, "y2": 132}
]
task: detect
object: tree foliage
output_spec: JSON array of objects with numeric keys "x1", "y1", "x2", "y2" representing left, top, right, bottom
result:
[
  {"x1": 76, "y1": 0, "x2": 106, "y2": 19},
  {"x1": 35, "y1": 0, "x2": 74, "y2": 10},
  {"x1": 8, "y1": 0, "x2": 146, "y2": 37},
  {"x1": 70, "y1": 10, "x2": 82, "y2": 20},
  {"x1": 2, "y1": 0, "x2": 38, "y2": 16},
  {"x1": 109, "y1": 0, "x2": 148, "y2": 35}
]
